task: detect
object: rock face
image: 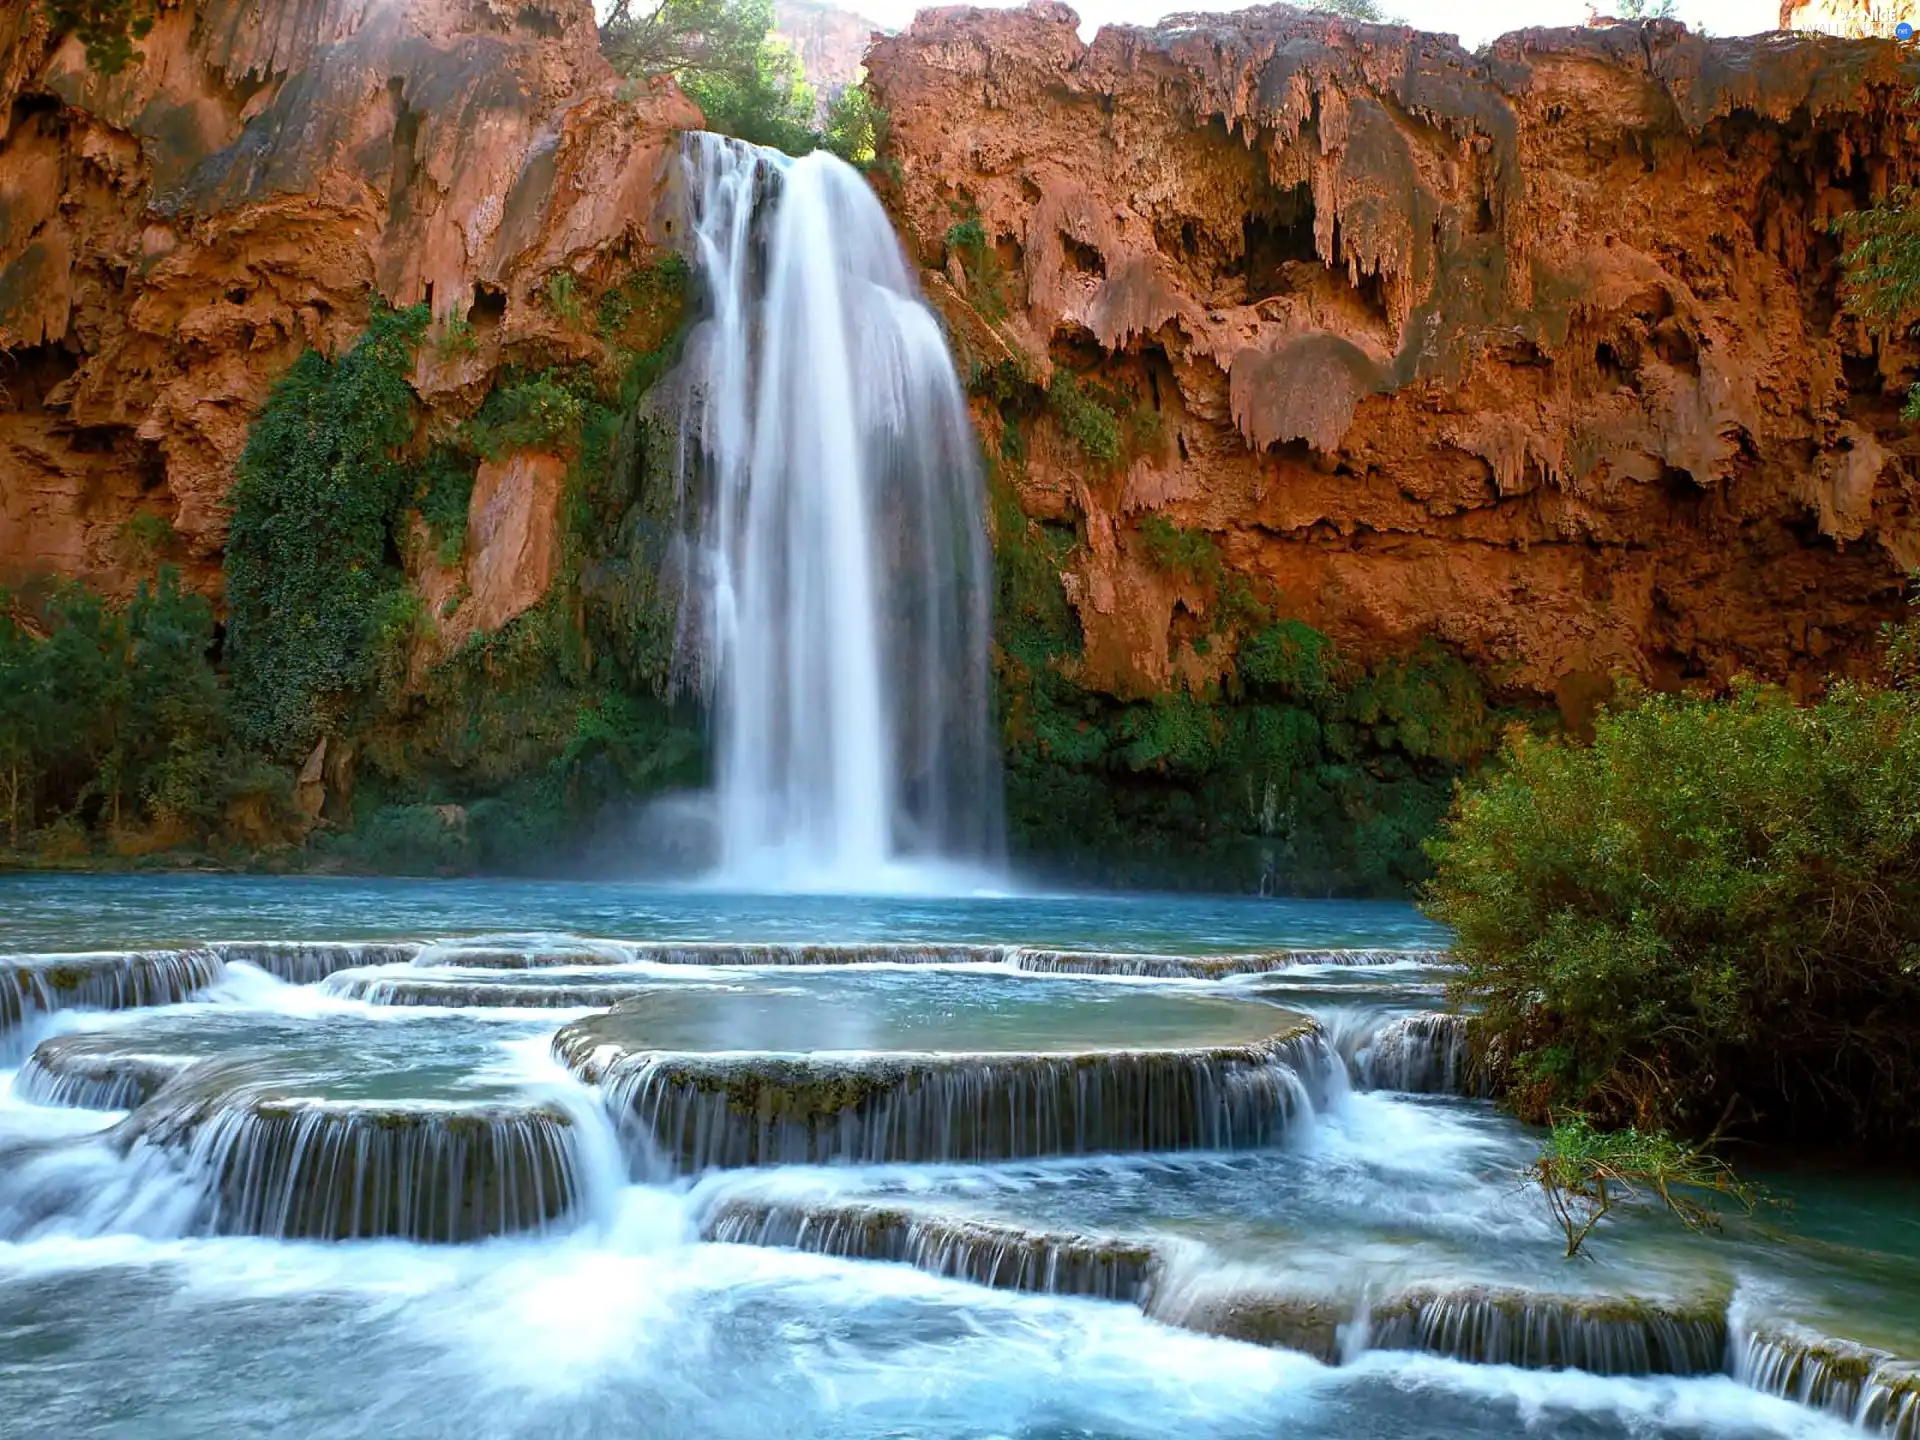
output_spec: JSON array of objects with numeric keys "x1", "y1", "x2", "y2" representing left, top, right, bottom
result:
[
  {"x1": 0, "y1": 0, "x2": 695, "y2": 600},
  {"x1": 775, "y1": 0, "x2": 884, "y2": 118},
  {"x1": 868, "y1": 4, "x2": 1920, "y2": 714},
  {"x1": 5, "y1": 0, "x2": 1920, "y2": 732}
]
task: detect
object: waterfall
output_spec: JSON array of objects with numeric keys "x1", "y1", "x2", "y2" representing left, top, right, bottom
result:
[
  {"x1": 701, "y1": 1196, "x2": 1158, "y2": 1302},
  {"x1": 673, "y1": 133, "x2": 1002, "y2": 890}
]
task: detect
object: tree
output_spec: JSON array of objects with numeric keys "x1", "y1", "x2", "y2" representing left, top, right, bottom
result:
[
  {"x1": 820, "y1": 80, "x2": 886, "y2": 169},
  {"x1": 223, "y1": 302, "x2": 428, "y2": 757},
  {"x1": 0, "y1": 597, "x2": 48, "y2": 848},
  {"x1": 600, "y1": 0, "x2": 769, "y2": 82},
  {"x1": 601, "y1": 0, "x2": 819, "y2": 156},
  {"x1": 124, "y1": 568, "x2": 228, "y2": 831},
  {"x1": 1615, "y1": 0, "x2": 1678, "y2": 18},
  {"x1": 1531, "y1": 1115, "x2": 1755, "y2": 1259}
]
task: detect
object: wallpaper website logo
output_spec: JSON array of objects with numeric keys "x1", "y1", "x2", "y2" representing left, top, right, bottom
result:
[{"x1": 1900, "y1": 20, "x2": 1915, "y2": 39}]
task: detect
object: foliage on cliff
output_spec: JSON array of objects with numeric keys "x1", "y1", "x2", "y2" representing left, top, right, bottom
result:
[
  {"x1": 1427, "y1": 654, "x2": 1920, "y2": 1146},
  {"x1": 35, "y1": 0, "x2": 157, "y2": 74},
  {"x1": 599, "y1": 0, "x2": 884, "y2": 163},
  {"x1": 2, "y1": 254, "x2": 703, "y2": 875},
  {"x1": 225, "y1": 303, "x2": 429, "y2": 759},
  {"x1": 1839, "y1": 182, "x2": 1920, "y2": 418},
  {"x1": 0, "y1": 568, "x2": 296, "y2": 858},
  {"x1": 989, "y1": 440, "x2": 1506, "y2": 894}
]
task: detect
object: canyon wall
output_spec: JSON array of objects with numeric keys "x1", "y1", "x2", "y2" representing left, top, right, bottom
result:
[
  {"x1": 0, "y1": 0, "x2": 693, "y2": 608},
  {"x1": 869, "y1": 3, "x2": 1920, "y2": 722}
]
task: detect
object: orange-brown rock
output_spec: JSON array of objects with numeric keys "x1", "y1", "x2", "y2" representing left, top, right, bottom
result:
[
  {"x1": 409, "y1": 447, "x2": 566, "y2": 674},
  {"x1": 0, "y1": 0, "x2": 696, "y2": 600},
  {"x1": 869, "y1": 3, "x2": 1920, "y2": 716}
]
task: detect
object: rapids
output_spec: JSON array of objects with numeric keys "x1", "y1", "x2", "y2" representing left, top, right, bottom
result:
[{"x1": 0, "y1": 875, "x2": 1915, "y2": 1438}]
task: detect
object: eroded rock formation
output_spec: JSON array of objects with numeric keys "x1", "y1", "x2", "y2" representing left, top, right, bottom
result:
[
  {"x1": 869, "y1": 3, "x2": 1920, "y2": 717},
  {"x1": 0, "y1": 0, "x2": 694, "y2": 602}
]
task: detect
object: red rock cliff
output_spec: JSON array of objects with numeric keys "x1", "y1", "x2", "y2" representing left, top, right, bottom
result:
[
  {"x1": 0, "y1": 0, "x2": 694, "y2": 598},
  {"x1": 869, "y1": 3, "x2": 1920, "y2": 717}
]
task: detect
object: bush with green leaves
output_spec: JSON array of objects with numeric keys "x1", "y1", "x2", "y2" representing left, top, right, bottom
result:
[
  {"x1": 1426, "y1": 671, "x2": 1920, "y2": 1145},
  {"x1": 224, "y1": 301, "x2": 429, "y2": 758},
  {"x1": 1530, "y1": 1115, "x2": 1755, "y2": 1259},
  {"x1": 1047, "y1": 373, "x2": 1123, "y2": 467},
  {"x1": 600, "y1": 0, "x2": 817, "y2": 156},
  {"x1": 0, "y1": 567, "x2": 286, "y2": 853}
]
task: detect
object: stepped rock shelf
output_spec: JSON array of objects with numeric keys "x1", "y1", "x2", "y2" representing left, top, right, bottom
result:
[{"x1": 0, "y1": 914, "x2": 1915, "y2": 1439}]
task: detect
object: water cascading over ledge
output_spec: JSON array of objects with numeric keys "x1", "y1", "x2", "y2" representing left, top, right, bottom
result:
[{"x1": 671, "y1": 133, "x2": 1002, "y2": 890}]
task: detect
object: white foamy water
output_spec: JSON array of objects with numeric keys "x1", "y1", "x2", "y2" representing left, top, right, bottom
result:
[{"x1": 674, "y1": 134, "x2": 1002, "y2": 891}]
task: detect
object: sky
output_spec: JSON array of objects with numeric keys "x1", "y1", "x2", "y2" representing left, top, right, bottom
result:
[{"x1": 835, "y1": 0, "x2": 1789, "y2": 49}]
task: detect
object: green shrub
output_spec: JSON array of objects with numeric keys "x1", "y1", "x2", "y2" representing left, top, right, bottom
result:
[
  {"x1": 1047, "y1": 373, "x2": 1123, "y2": 467},
  {"x1": 545, "y1": 272, "x2": 583, "y2": 327},
  {"x1": 946, "y1": 212, "x2": 1012, "y2": 320},
  {"x1": 821, "y1": 82, "x2": 888, "y2": 170},
  {"x1": 1530, "y1": 1115, "x2": 1755, "y2": 1258},
  {"x1": 326, "y1": 803, "x2": 473, "y2": 875},
  {"x1": 1837, "y1": 181, "x2": 1920, "y2": 420},
  {"x1": 459, "y1": 370, "x2": 593, "y2": 459},
  {"x1": 1138, "y1": 515, "x2": 1222, "y2": 586},
  {"x1": 434, "y1": 312, "x2": 478, "y2": 359},
  {"x1": 1238, "y1": 620, "x2": 1338, "y2": 701},
  {"x1": 414, "y1": 447, "x2": 476, "y2": 565},
  {"x1": 0, "y1": 567, "x2": 270, "y2": 850},
  {"x1": 39, "y1": 0, "x2": 155, "y2": 74},
  {"x1": 224, "y1": 301, "x2": 428, "y2": 757},
  {"x1": 1426, "y1": 676, "x2": 1920, "y2": 1144}
]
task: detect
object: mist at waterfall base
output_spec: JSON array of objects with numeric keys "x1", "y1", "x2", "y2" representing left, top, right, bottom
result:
[{"x1": 624, "y1": 135, "x2": 1003, "y2": 897}]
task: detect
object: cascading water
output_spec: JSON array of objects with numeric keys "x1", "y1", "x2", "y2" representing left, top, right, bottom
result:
[{"x1": 672, "y1": 133, "x2": 1002, "y2": 890}]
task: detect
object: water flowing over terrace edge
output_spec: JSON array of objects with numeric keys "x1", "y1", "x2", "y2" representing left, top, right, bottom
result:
[
  {"x1": 1352, "y1": 1013, "x2": 1486, "y2": 1096},
  {"x1": 115, "y1": 1082, "x2": 592, "y2": 1243},
  {"x1": 670, "y1": 132, "x2": 1003, "y2": 889},
  {"x1": 395, "y1": 941, "x2": 1452, "y2": 973},
  {"x1": 555, "y1": 1024, "x2": 1343, "y2": 1171},
  {"x1": 696, "y1": 1193, "x2": 1741, "y2": 1376},
  {"x1": 0, "y1": 949, "x2": 225, "y2": 1050},
  {"x1": 1734, "y1": 1318, "x2": 1920, "y2": 1440}
]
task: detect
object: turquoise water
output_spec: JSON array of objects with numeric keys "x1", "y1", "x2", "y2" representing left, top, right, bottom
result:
[
  {"x1": 0, "y1": 874, "x2": 1446, "y2": 952},
  {"x1": 0, "y1": 875, "x2": 1912, "y2": 1440}
]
